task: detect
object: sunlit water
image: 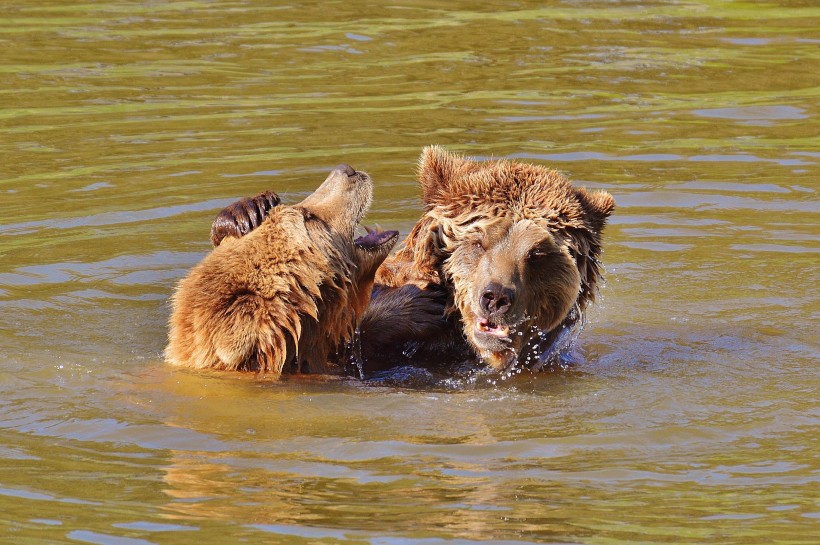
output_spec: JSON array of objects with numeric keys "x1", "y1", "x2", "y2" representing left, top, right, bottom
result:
[{"x1": 1, "y1": 1, "x2": 818, "y2": 544}]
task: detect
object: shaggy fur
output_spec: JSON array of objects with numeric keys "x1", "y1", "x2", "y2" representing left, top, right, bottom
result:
[
  {"x1": 369, "y1": 146, "x2": 615, "y2": 371},
  {"x1": 204, "y1": 147, "x2": 615, "y2": 375},
  {"x1": 166, "y1": 165, "x2": 397, "y2": 378}
]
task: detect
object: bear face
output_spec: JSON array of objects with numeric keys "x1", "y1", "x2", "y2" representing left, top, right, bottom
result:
[
  {"x1": 166, "y1": 165, "x2": 398, "y2": 378},
  {"x1": 444, "y1": 217, "x2": 582, "y2": 368},
  {"x1": 375, "y1": 146, "x2": 614, "y2": 371}
]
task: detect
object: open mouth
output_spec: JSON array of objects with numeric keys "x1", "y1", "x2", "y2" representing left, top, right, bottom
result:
[
  {"x1": 476, "y1": 318, "x2": 510, "y2": 339},
  {"x1": 354, "y1": 227, "x2": 399, "y2": 252}
]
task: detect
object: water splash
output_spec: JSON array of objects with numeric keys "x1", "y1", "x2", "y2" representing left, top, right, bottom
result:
[
  {"x1": 342, "y1": 329, "x2": 365, "y2": 380},
  {"x1": 489, "y1": 308, "x2": 586, "y2": 381},
  {"x1": 401, "y1": 342, "x2": 420, "y2": 359}
]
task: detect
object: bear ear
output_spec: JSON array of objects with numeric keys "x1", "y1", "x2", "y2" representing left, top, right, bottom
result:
[
  {"x1": 576, "y1": 188, "x2": 615, "y2": 232},
  {"x1": 418, "y1": 145, "x2": 465, "y2": 205}
]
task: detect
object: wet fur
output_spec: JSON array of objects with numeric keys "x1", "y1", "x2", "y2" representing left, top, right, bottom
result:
[
  {"x1": 369, "y1": 146, "x2": 615, "y2": 371},
  {"x1": 166, "y1": 168, "x2": 396, "y2": 378},
  {"x1": 203, "y1": 148, "x2": 615, "y2": 375}
]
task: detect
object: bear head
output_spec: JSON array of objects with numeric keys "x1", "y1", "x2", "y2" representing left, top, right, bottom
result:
[
  {"x1": 411, "y1": 146, "x2": 615, "y2": 370},
  {"x1": 295, "y1": 164, "x2": 400, "y2": 323},
  {"x1": 166, "y1": 164, "x2": 398, "y2": 376}
]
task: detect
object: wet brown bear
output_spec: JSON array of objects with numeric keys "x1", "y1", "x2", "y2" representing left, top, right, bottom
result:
[
  {"x1": 210, "y1": 147, "x2": 614, "y2": 375},
  {"x1": 165, "y1": 164, "x2": 398, "y2": 378},
  {"x1": 364, "y1": 146, "x2": 615, "y2": 372}
]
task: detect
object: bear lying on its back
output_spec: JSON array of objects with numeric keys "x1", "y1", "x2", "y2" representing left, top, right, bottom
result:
[
  {"x1": 367, "y1": 146, "x2": 615, "y2": 372},
  {"x1": 165, "y1": 165, "x2": 398, "y2": 378}
]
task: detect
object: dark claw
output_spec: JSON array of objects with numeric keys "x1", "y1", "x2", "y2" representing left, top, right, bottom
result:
[{"x1": 210, "y1": 191, "x2": 280, "y2": 247}]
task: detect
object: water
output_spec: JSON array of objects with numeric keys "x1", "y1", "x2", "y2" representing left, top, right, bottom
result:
[{"x1": 1, "y1": 1, "x2": 818, "y2": 543}]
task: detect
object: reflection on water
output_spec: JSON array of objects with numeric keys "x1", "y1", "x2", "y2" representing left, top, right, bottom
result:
[{"x1": 1, "y1": 0, "x2": 818, "y2": 543}]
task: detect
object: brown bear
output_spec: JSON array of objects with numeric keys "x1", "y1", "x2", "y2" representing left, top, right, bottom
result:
[
  {"x1": 365, "y1": 146, "x2": 615, "y2": 372},
  {"x1": 208, "y1": 147, "x2": 614, "y2": 376},
  {"x1": 165, "y1": 164, "x2": 398, "y2": 378}
]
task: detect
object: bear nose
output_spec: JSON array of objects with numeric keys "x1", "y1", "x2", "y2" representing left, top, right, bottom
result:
[
  {"x1": 334, "y1": 164, "x2": 357, "y2": 177},
  {"x1": 479, "y1": 282, "x2": 514, "y2": 316}
]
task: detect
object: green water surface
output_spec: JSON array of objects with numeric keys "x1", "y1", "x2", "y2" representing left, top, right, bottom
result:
[{"x1": 1, "y1": 1, "x2": 818, "y2": 544}]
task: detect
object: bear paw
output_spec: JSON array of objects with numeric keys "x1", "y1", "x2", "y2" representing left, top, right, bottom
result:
[{"x1": 210, "y1": 191, "x2": 280, "y2": 247}]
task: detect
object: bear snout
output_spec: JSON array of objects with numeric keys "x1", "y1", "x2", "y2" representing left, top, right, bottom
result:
[
  {"x1": 479, "y1": 282, "x2": 515, "y2": 318},
  {"x1": 334, "y1": 163, "x2": 357, "y2": 177}
]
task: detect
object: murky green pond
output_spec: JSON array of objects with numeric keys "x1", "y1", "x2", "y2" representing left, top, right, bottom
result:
[{"x1": 1, "y1": 1, "x2": 818, "y2": 543}]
